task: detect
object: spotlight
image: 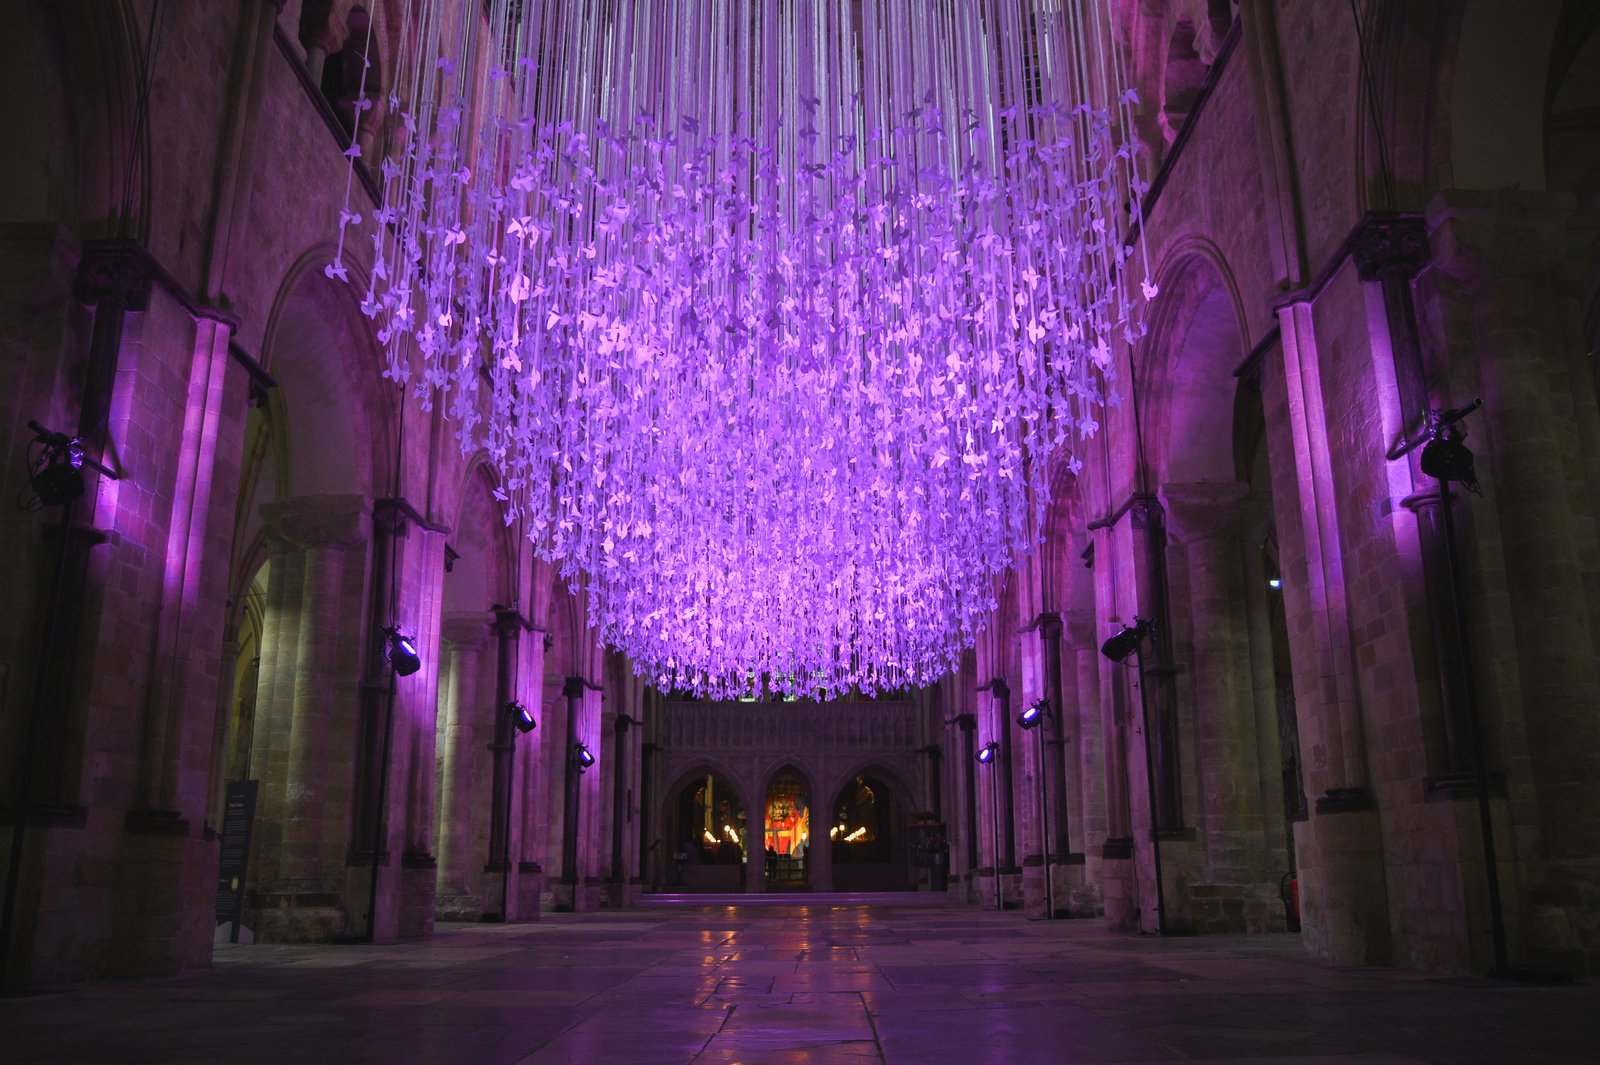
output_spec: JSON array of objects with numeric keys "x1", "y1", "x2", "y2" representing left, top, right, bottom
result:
[
  {"x1": 384, "y1": 626, "x2": 422, "y2": 677},
  {"x1": 572, "y1": 742, "x2": 595, "y2": 771},
  {"x1": 1262, "y1": 533, "x2": 1283, "y2": 591},
  {"x1": 1421, "y1": 430, "x2": 1480, "y2": 494},
  {"x1": 1100, "y1": 617, "x2": 1153, "y2": 663},
  {"x1": 508, "y1": 701, "x2": 536, "y2": 734},
  {"x1": 24, "y1": 420, "x2": 101, "y2": 507},
  {"x1": 1016, "y1": 699, "x2": 1048, "y2": 730},
  {"x1": 976, "y1": 741, "x2": 999, "y2": 764}
]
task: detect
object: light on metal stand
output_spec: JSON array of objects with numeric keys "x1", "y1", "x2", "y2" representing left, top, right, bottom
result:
[
  {"x1": 384, "y1": 626, "x2": 422, "y2": 677},
  {"x1": 975, "y1": 741, "x2": 1002, "y2": 910},
  {"x1": 487, "y1": 702, "x2": 535, "y2": 923},
  {"x1": 367, "y1": 626, "x2": 421, "y2": 942},
  {"x1": 1016, "y1": 699, "x2": 1058, "y2": 919},
  {"x1": 1101, "y1": 617, "x2": 1169, "y2": 935},
  {"x1": 1389, "y1": 398, "x2": 1509, "y2": 976}
]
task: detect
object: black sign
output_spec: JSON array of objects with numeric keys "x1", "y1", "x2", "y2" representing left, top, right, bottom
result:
[{"x1": 215, "y1": 780, "x2": 259, "y2": 942}]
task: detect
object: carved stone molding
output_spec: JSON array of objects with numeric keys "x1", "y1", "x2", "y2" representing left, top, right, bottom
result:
[{"x1": 1158, "y1": 481, "x2": 1252, "y2": 544}]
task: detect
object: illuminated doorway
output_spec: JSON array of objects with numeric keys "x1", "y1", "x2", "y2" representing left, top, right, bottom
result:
[{"x1": 764, "y1": 767, "x2": 810, "y2": 887}]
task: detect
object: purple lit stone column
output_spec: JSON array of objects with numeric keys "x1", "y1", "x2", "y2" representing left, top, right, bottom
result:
[{"x1": 1272, "y1": 296, "x2": 1388, "y2": 964}]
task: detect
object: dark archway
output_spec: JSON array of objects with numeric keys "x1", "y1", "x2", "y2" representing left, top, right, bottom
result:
[
  {"x1": 663, "y1": 768, "x2": 747, "y2": 892},
  {"x1": 828, "y1": 770, "x2": 911, "y2": 892}
]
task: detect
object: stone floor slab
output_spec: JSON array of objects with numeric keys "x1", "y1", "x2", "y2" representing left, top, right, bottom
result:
[{"x1": 2, "y1": 907, "x2": 1597, "y2": 1065}]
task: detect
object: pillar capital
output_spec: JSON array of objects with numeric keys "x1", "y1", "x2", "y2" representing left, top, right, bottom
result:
[
  {"x1": 1350, "y1": 212, "x2": 1430, "y2": 283},
  {"x1": 74, "y1": 239, "x2": 155, "y2": 311},
  {"x1": 1425, "y1": 188, "x2": 1580, "y2": 294},
  {"x1": 1158, "y1": 481, "x2": 1252, "y2": 545},
  {"x1": 262, "y1": 494, "x2": 370, "y2": 550},
  {"x1": 440, "y1": 611, "x2": 494, "y2": 649},
  {"x1": 373, "y1": 496, "x2": 450, "y2": 538}
]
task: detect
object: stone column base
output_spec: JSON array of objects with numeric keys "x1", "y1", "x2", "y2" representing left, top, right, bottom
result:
[
  {"x1": 1185, "y1": 882, "x2": 1289, "y2": 934},
  {"x1": 246, "y1": 892, "x2": 350, "y2": 943}
]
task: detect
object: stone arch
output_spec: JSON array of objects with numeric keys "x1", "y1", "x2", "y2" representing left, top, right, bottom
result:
[
  {"x1": 1039, "y1": 463, "x2": 1085, "y2": 617},
  {"x1": 0, "y1": 1, "x2": 148, "y2": 238},
  {"x1": 660, "y1": 762, "x2": 752, "y2": 891},
  {"x1": 443, "y1": 462, "x2": 516, "y2": 615},
  {"x1": 824, "y1": 763, "x2": 916, "y2": 891},
  {"x1": 1140, "y1": 239, "x2": 1251, "y2": 486},
  {"x1": 1159, "y1": 16, "x2": 1207, "y2": 144},
  {"x1": 1142, "y1": 240, "x2": 1295, "y2": 933},
  {"x1": 258, "y1": 248, "x2": 393, "y2": 500}
]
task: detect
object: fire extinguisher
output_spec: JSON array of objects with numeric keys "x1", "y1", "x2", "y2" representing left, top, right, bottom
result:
[{"x1": 1280, "y1": 870, "x2": 1301, "y2": 931}]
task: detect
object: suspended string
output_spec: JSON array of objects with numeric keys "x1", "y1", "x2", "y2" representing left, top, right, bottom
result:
[{"x1": 333, "y1": 0, "x2": 1151, "y2": 700}]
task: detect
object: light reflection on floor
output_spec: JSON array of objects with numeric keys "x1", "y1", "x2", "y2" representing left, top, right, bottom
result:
[{"x1": 2, "y1": 904, "x2": 1596, "y2": 1064}]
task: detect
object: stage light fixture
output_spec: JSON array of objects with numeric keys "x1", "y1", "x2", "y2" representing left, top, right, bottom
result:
[
  {"x1": 508, "y1": 701, "x2": 536, "y2": 734},
  {"x1": 1421, "y1": 430, "x2": 1481, "y2": 494},
  {"x1": 1100, "y1": 618, "x2": 1154, "y2": 663},
  {"x1": 384, "y1": 626, "x2": 422, "y2": 677},
  {"x1": 976, "y1": 741, "x2": 999, "y2": 765},
  {"x1": 572, "y1": 742, "x2": 595, "y2": 771},
  {"x1": 1016, "y1": 700, "x2": 1048, "y2": 730}
]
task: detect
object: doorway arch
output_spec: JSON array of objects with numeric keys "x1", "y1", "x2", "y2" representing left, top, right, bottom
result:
[{"x1": 827, "y1": 767, "x2": 913, "y2": 892}]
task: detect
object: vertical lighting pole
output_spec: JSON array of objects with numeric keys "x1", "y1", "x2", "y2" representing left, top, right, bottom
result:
[
  {"x1": 367, "y1": 627, "x2": 421, "y2": 942},
  {"x1": 1389, "y1": 399, "x2": 1509, "y2": 976},
  {"x1": 1102, "y1": 619, "x2": 1167, "y2": 935},
  {"x1": 492, "y1": 702, "x2": 537, "y2": 922},
  {"x1": 611, "y1": 714, "x2": 637, "y2": 895},
  {"x1": 976, "y1": 741, "x2": 1002, "y2": 910},
  {"x1": 1017, "y1": 700, "x2": 1054, "y2": 919}
]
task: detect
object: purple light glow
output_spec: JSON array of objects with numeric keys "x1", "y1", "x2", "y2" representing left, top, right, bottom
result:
[{"x1": 335, "y1": 0, "x2": 1151, "y2": 697}]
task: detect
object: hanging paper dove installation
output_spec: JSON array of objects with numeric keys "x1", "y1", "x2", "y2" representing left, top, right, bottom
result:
[{"x1": 332, "y1": 0, "x2": 1153, "y2": 699}]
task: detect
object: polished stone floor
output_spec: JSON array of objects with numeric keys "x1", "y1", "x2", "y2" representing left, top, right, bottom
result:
[{"x1": 4, "y1": 904, "x2": 1598, "y2": 1065}]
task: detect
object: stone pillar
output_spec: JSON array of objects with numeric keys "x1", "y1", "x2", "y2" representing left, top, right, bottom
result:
[
  {"x1": 807, "y1": 783, "x2": 832, "y2": 892},
  {"x1": 433, "y1": 614, "x2": 489, "y2": 921},
  {"x1": 1164, "y1": 481, "x2": 1284, "y2": 932},
  {"x1": 250, "y1": 495, "x2": 369, "y2": 942},
  {"x1": 638, "y1": 740, "x2": 657, "y2": 889},
  {"x1": 483, "y1": 611, "x2": 521, "y2": 911},
  {"x1": 1038, "y1": 614, "x2": 1073, "y2": 857},
  {"x1": 1069, "y1": 609, "x2": 1109, "y2": 916},
  {"x1": 987, "y1": 678, "x2": 1017, "y2": 874},
  {"x1": 1273, "y1": 296, "x2": 1388, "y2": 964},
  {"x1": 280, "y1": 542, "x2": 352, "y2": 884},
  {"x1": 1432, "y1": 191, "x2": 1600, "y2": 974},
  {"x1": 956, "y1": 713, "x2": 979, "y2": 902},
  {"x1": 608, "y1": 712, "x2": 634, "y2": 906},
  {"x1": 746, "y1": 778, "x2": 767, "y2": 895},
  {"x1": 559, "y1": 677, "x2": 584, "y2": 904}
]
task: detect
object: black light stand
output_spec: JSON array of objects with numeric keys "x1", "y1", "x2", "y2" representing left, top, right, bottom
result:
[
  {"x1": 1388, "y1": 399, "x2": 1509, "y2": 976},
  {"x1": 3, "y1": 421, "x2": 120, "y2": 990},
  {"x1": 976, "y1": 741, "x2": 1002, "y2": 910},
  {"x1": 488, "y1": 702, "x2": 536, "y2": 923},
  {"x1": 1102, "y1": 618, "x2": 1168, "y2": 935},
  {"x1": 365, "y1": 627, "x2": 418, "y2": 943},
  {"x1": 1017, "y1": 699, "x2": 1057, "y2": 919}
]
